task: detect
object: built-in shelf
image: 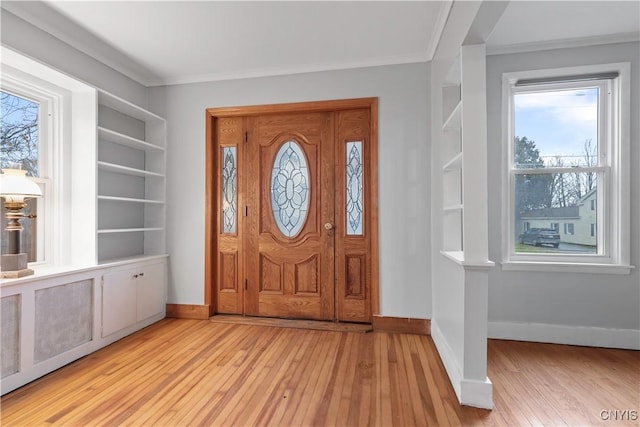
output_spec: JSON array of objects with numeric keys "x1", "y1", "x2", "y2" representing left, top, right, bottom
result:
[
  {"x1": 440, "y1": 45, "x2": 493, "y2": 268},
  {"x1": 440, "y1": 250, "x2": 495, "y2": 268},
  {"x1": 97, "y1": 161, "x2": 164, "y2": 178},
  {"x1": 442, "y1": 101, "x2": 462, "y2": 130},
  {"x1": 98, "y1": 90, "x2": 164, "y2": 123},
  {"x1": 97, "y1": 227, "x2": 164, "y2": 234},
  {"x1": 443, "y1": 204, "x2": 464, "y2": 212},
  {"x1": 444, "y1": 57, "x2": 461, "y2": 86},
  {"x1": 98, "y1": 127, "x2": 164, "y2": 152},
  {"x1": 98, "y1": 195, "x2": 164, "y2": 204},
  {"x1": 441, "y1": 250, "x2": 465, "y2": 265},
  {"x1": 443, "y1": 152, "x2": 463, "y2": 172},
  {"x1": 97, "y1": 90, "x2": 166, "y2": 264}
]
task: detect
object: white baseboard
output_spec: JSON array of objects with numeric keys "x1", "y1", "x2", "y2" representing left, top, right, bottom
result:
[
  {"x1": 461, "y1": 378, "x2": 493, "y2": 410},
  {"x1": 488, "y1": 321, "x2": 640, "y2": 350},
  {"x1": 431, "y1": 320, "x2": 494, "y2": 409},
  {"x1": 430, "y1": 320, "x2": 463, "y2": 400}
]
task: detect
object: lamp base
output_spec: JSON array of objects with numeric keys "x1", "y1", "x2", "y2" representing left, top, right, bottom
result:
[
  {"x1": 1, "y1": 253, "x2": 34, "y2": 278},
  {"x1": 0, "y1": 268, "x2": 34, "y2": 278}
]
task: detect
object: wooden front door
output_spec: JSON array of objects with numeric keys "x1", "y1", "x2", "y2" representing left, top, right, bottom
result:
[
  {"x1": 245, "y1": 112, "x2": 334, "y2": 320},
  {"x1": 207, "y1": 99, "x2": 377, "y2": 323}
]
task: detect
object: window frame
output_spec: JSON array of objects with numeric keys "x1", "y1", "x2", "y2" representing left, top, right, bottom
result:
[{"x1": 501, "y1": 63, "x2": 632, "y2": 274}]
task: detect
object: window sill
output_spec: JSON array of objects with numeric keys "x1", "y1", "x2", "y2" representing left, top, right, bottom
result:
[{"x1": 501, "y1": 261, "x2": 634, "y2": 275}]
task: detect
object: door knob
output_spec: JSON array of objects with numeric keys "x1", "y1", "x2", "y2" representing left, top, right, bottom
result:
[{"x1": 324, "y1": 223, "x2": 334, "y2": 230}]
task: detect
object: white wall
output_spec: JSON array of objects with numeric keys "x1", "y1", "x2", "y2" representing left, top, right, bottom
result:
[
  {"x1": 1, "y1": 8, "x2": 147, "y2": 107},
  {"x1": 148, "y1": 63, "x2": 431, "y2": 318},
  {"x1": 486, "y1": 42, "x2": 640, "y2": 349}
]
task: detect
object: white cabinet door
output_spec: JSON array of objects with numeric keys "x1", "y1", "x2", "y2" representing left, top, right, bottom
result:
[
  {"x1": 136, "y1": 263, "x2": 165, "y2": 321},
  {"x1": 102, "y1": 268, "x2": 137, "y2": 337}
]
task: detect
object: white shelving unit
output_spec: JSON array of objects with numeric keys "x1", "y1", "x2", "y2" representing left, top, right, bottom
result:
[
  {"x1": 96, "y1": 90, "x2": 167, "y2": 263},
  {"x1": 441, "y1": 55, "x2": 464, "y2": 253},
  {"x1": 440, "y1": 45, "x2": 493, "y2": 264}
]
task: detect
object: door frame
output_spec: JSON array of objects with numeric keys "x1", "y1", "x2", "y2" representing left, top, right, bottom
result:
[{"x1": 204, "y1": 98, "x2": 379, "y2": 319}]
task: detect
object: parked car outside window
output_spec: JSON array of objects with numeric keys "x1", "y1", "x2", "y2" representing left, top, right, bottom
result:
[{"x1": 519, "y1": 228, "x2": 560, "y2": 248}]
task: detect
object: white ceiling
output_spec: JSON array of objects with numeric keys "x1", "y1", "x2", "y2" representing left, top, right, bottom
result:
[
  {"x1": 40, "y1": 1, "x2": 448, "y2": 86},
  {"x1": 5, "y1": 1, "x2": 639, "y2": 87},
  {"x1": 487, "y1": 1, "x2": 640, "y2": 54}
]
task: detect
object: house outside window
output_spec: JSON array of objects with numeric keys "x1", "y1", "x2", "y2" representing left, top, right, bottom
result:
[{"x1": 502, "y1": 63, "x2": 632, "y2": 272}]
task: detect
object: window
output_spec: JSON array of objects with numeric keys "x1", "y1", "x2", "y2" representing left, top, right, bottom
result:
[
  {"x1": 502, "y1": 63, "x2": 631, "y2": 272},
  {"x1": 2, "y1": 46, "x2": 98, "y2": 271},
  {"x1": 564, "y1": 223, "x2": 574, "y2": 235},
  {"x1": 1, "y1": 88, "x2": 50, "y2": 264}
]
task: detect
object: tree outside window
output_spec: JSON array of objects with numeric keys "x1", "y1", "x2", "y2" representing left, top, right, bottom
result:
[{"x1": 1, "y1": 91, "x2": 40, "y2": 261}]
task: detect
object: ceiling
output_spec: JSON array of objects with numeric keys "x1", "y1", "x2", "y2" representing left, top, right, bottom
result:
[
  {"x1": 4, "y1": 1, "x2": 639, "y2": 87},
  {"x1": 487, "y1": 1, "x2": 639, "y2": 54},
  {"x1": 39, "y1": 1, "x2": 448, "y2": 86}
]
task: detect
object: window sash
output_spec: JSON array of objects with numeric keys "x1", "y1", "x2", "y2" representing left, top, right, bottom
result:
[
  {"x1": 506, "y1": 77, "x2": 612, "y2": 263},
  {"x1": 510, "y1": 79, "x2": 610, "y2": 170},
  {"x1": 2, "y1": 75, "x2": 55, "y2": 266}
]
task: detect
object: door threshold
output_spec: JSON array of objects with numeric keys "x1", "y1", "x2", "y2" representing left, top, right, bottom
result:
[{"x1": 210, "y1": 314, "x2": 373, "y2": 333}]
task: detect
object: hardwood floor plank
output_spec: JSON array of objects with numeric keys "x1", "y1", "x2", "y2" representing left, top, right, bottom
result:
[
  {"x1": 289, "y1": 330, "x2": 342, "y2": 426},
  {"x1": 253, "y1": 329, "x2": 320, "y2": 427},
  {"x1": 374, "y1": 332, "x2": 393, "y2": 427},
  {"x1": 2, "y1": 320, "x2": 638, "y2": 427},
  {"x1": 161, "y1": 326, "x2": 261, "y2": 426},
  {"x1": 312, "y1": 332, "x2": 351, "y2": 426},
  {"x1": 149, "y1": 325, "x2": 253, "y2": 425},
  {"x1": 413, "y1": 334, "x2": 455, "y2": 426}
]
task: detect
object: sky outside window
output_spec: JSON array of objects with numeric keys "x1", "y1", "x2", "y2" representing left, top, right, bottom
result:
[
  {"x1": 514, "y1": 87, "x2": 598, "y2": 167},
  {"x1": 1, "y1": 91, "x2": 39, "y2": 176}
]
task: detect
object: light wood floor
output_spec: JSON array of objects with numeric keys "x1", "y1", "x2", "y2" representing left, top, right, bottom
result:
[{"x1": 1, "y1": 319, "x2": 638, "y2": 426}]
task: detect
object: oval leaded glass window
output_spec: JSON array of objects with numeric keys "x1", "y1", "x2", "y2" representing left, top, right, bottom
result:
[{"x1": 271, "y1": 141, "x2": 309, "y2": 237}]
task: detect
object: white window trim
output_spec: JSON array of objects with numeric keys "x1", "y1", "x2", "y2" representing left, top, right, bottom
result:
[{"x1": 501, "y1": 62, "x2": 633, "y2": 274}]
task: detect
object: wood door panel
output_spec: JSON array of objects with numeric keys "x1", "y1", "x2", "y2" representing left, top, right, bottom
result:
[
  {"x1": 259, "y1": 254, "x2": 283, "y2": 293},
  {"x1": 344, "y1": 254, "x2": 365, "y2": 299},
  {"x1": 253, "y1": 294, "x2": 323, "y2": 320},
  {"x1": 294, "y1": 255, "x2": 319, "y2": 295},
  {"x1": 219, "y1": 252, "x2": 237, "y2": 291}
]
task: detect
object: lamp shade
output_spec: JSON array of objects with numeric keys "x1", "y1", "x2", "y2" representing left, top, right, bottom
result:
[{"x1": 0, "y1": 168, "x2": 42, "y2": 201}]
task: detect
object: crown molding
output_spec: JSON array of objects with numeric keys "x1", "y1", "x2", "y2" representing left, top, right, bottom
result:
[
  {"x1": 487, "y1": 32, "x2": 640, "y2": 56},
  {"x1": 1, "y1": 1, "x2": 159, "y2": 86}
]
